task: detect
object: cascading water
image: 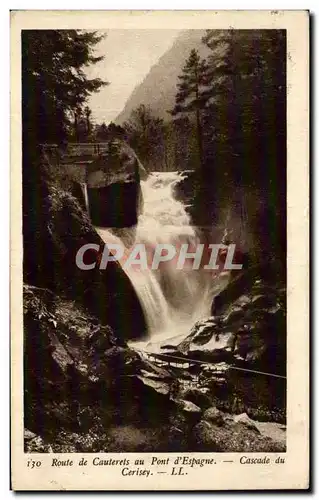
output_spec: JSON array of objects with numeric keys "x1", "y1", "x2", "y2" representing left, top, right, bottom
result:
[
  {"x1": 82, "y1": 182, "x2": 90, "y2": 219},
  {"x1": 94, "y1": 172, "x2": 226, "y2": 351}
]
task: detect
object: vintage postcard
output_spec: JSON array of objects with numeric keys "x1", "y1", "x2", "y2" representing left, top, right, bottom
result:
[{"x1": 11, "y1": 10, "x2": 309, "y2": 490}]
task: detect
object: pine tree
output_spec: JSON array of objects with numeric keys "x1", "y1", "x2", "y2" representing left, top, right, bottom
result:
[
  {"x1": 22, "y1": 29, "x2": 109, "y2": 255},
  {"x1": 170, "y1": 49, "x2": 209, "y2": 170},
  {"x1": 201, "y1": 29, "x2": 286, "y2": 178},
  {"x1": 84, "y1": 106, "x2": 92, "y2": 138},
  {"x1": 201, "y1": 29, "x2": 286, "y2": 261},
  {"x1": 22, "y1": 30, "x2": 108, "y2": 151}
]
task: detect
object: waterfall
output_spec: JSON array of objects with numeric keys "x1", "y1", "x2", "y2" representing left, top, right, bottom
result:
[
  {"x1": 94, "y1": 172, "x2": 227, "y2": 351},
  {"x1": 81, "y1": 182, "x2": 90, "y2": 219}
]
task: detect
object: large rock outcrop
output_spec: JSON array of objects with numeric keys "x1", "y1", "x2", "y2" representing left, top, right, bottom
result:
[
  {"x1": 176, "y1": 275, "x2": 286, "y2": 373},
  {"x1": 86, "y1": 140, "x2": 145, "y2": 227},
  {"x1": 164, "y1": 270, "x2": 286, "y2": 419}
]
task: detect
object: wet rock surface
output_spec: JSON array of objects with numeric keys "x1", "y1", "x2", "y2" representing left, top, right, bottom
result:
[{"x1": 167, "y1": 274, "x2": 286, "y2": 387}]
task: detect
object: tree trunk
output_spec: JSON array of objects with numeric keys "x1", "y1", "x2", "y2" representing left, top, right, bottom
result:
[
  {"x1": 194, "y1": 71, "x2": 204, "y2": 171},
  {"x1": 196, "y1": 107, "x2": 204, "y2": 171}
]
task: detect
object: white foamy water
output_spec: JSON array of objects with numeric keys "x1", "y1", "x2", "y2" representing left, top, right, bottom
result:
[{"x1": 95, "y1": 171, "x2": 228, "y2": 352}]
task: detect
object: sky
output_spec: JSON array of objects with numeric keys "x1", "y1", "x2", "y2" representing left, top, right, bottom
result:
[{"x1": 86, "y1": 30, "x2": 182, "y2": 125}]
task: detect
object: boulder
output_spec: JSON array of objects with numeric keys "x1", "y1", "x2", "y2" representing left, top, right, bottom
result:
[
  {"x1": 110, "y1": 374, "x2": 173, "y2": 425},
  {"x1": 136, "y1": 375, "x2": 170, "y2": 396},
  {"x1": 182, "y1": 388, "x2": 212, "y2": 409},
  {"x1": 24, "y1": 433, "x2": 53, "y2": 453},
  {"x1": 210, "y1": 275, "x2": 286, "y2": 374},
  {"x1": 176, "y1": 317, "x2": 232, "y2": 363},
  {"x1": 87, "y1": 345, "x2": 141, "y2": 384},
  {"x1": 192, "y1": 420, "x2": 285, "y2": 452},
  {"x1": 170, "y1": 399, "x2": 202, "y2": 427},
  {"x1": 24, "y1": 429, "x2": 37, "y2": 441},
  {"x1": 251, "y1": 294, "x2": 277, "y2": 309},
  {"x1": 173, "y1": 275, "x2": 286, "y2": 417},
  {"x1": 87, "y1": 325, "x2": 119, "y2": 352},
  {"x1": 233, "y1": 412, "x2": 260, "y2": 433},
  {"x1": 86, "y1": 140, "x2": 144, "y2": 227},
  {"x1": 203, "y1": 407, "x2": 225, "y2": 426},
  {"x1": 199, "y1": 364, "x2": 229, "y2": 396},
  {"x1": 175, "y1": 399, "x2": 202, "y2": 416},
  {"x1": 255, "y1": 421, "x2": 286, "y2": 446},
  {"x1": 178, "y1": 318, "x2": 218, "y2": 353},
  {"x1": 139, "y1": 358, "x2": 173, "y2": 381},
  {"x1": 86, "y1": 140, "x2": 146, "y2": 187}
]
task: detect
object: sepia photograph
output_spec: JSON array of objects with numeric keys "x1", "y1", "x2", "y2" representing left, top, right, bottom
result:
[
  {"x1": 11, "y1": 10, "x2": 309, "y2": 491},
  {"x1": 22, "y1": 25, "x2": 287, "y2": 454}
]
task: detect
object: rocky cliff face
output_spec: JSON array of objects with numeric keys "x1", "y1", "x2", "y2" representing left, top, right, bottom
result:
[
  {"x1": 23, "y1": 160, "x2": 146, "y2": 340},
  {"x1": 179, "y1": 275, "x2": 286, "y2": 373},
  {"x1": 52, "y1": 140, "x2": 147, "y2": 228},
  {"x1": 86, "y1": 140, "x2": 145, "y2": 227}
]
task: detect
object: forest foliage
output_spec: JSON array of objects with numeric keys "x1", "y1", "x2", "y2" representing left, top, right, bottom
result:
[
  {"x1": 122, "y1": 30, "x2": 286, "y2": 180},
  {"x1": 22, "y1": 29, "x2": 107, "y2": 150},
  {"x1": 121, "y1": 29, "x2": 286, "y2": 259}
]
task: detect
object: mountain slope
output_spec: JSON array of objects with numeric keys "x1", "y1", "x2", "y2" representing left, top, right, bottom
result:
[{"x1": 115, "y1": 30, "x2": 209, "y2": 123}]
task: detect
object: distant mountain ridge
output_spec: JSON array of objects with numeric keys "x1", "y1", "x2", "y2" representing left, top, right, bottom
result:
[{"x1": 115, "y1": 30, "x2": 209, "y2": 124}]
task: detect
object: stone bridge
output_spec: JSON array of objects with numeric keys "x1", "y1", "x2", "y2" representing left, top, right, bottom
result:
[{"x1": 41, "y1": 141, "x2": 145, "y2": 228}]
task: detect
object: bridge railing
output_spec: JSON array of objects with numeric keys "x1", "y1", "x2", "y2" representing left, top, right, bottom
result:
[
  {"x1": 66, "y1": 143, "x2": 109, "y2": 156},
  {"x1": 40, "y1": 142, "x2": 110, "y2": 157}
]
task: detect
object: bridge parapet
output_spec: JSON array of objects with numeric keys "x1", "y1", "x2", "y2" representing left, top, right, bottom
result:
[{"x1": 40, "y1": 142, "x2": 110, "y2": 163}]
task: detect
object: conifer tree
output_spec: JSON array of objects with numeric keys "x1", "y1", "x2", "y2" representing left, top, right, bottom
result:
[
  {"x1": 201, "y1": 29, "x2": 286, "y2": 186},
  {"x1": 22, "y1": 30, "x2": 107, "y2": 150},
  {"x1": 170, "y1": 49, "x2": 209, "y2": 170}
]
